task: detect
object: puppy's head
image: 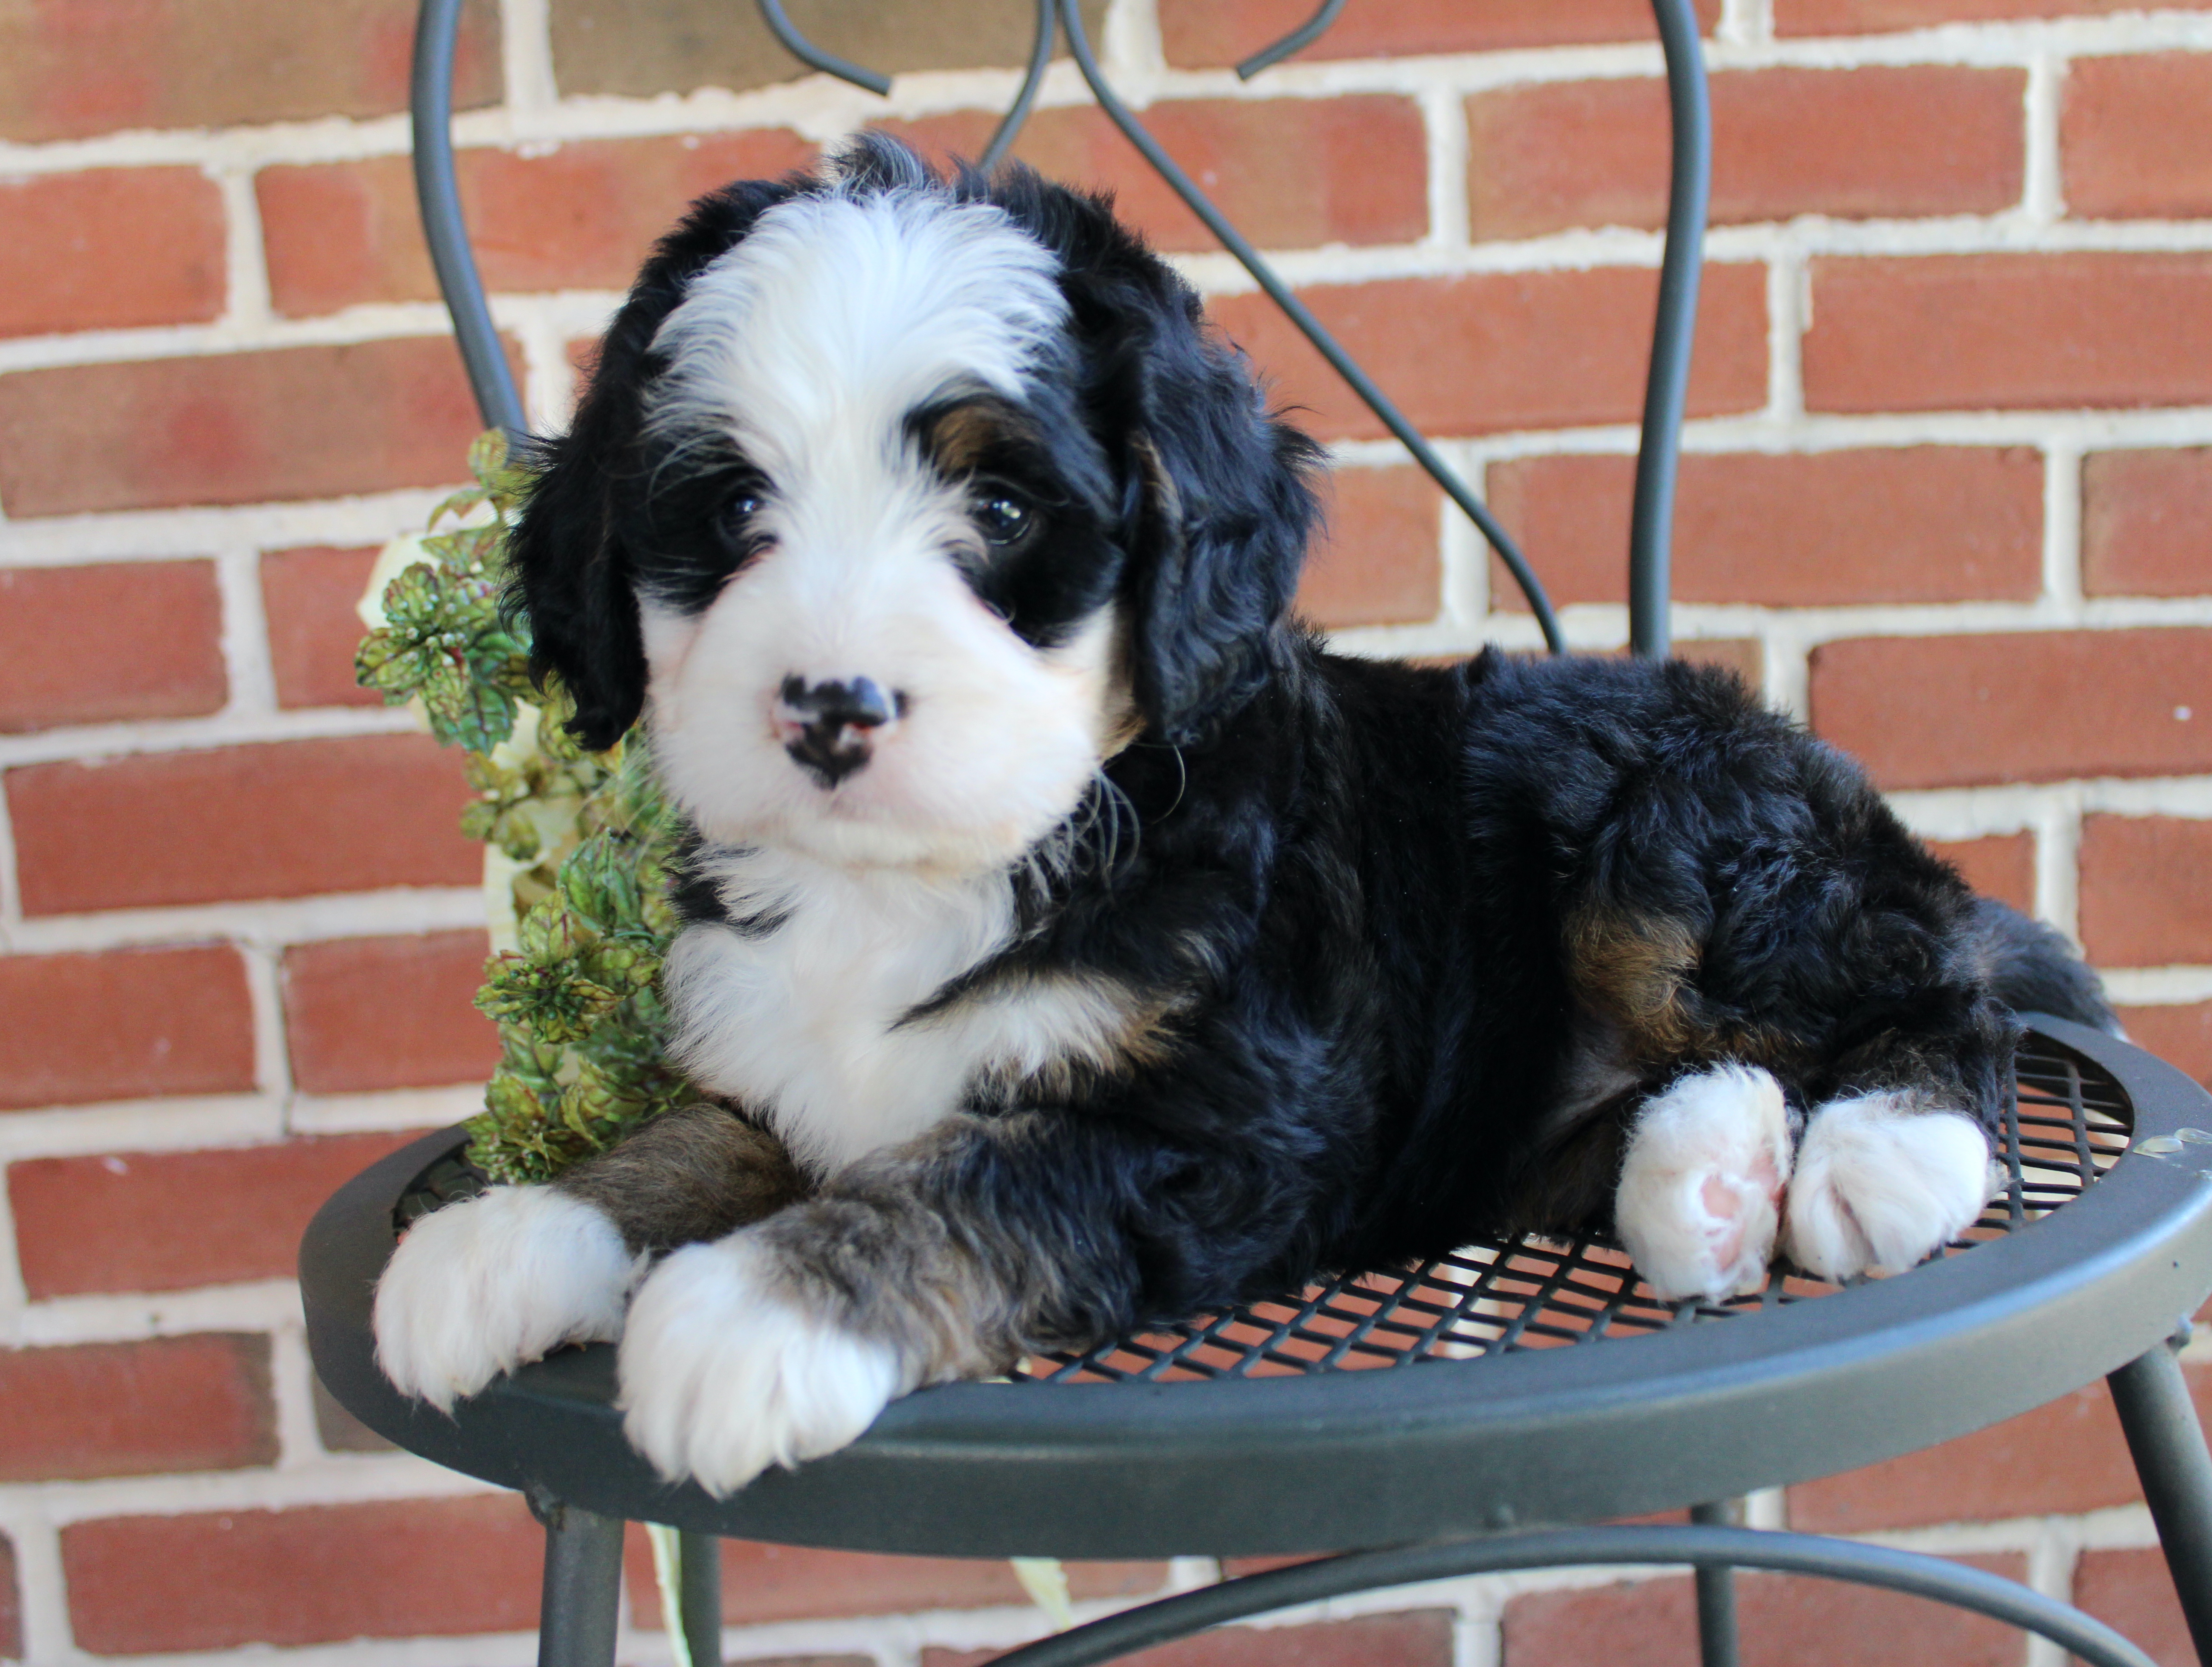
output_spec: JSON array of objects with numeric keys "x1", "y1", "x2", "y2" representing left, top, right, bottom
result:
[{"x1": 511, "y1": 135, "x2": 1319, "y2": 874}]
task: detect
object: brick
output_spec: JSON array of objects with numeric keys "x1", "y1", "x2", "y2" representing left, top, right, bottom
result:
[
  {"x1": 1785, "y1": 1368, "x2": 2212, "y2": 1529},
  {"x1": 0, "y1": 337, "x2": 496, "y2": 517},
  {"x1": 1489, "y1": 447, "x2": 2041, "y2": 612},
  {"x1": 2075, "y1": 1547, "x2": 2198, "y2": 1667},
  {"x1": 0, "y1": 946, "x2": 254, "y2": 1111},
  {"x1": 924, "y1": 1609, "x2": 1452, "y2": 1667},
  {"x1": 2120, "y1": 1004, "x2": 2212, "y2": 1088},
  {"x1": 258, "y1": 129, "x2": 817, "y2": 316},
  {"x1": 1925, "y1": 834, "x2": 2036, "y2": 913},
  {"x1": 2084, "y1": 450, "x2": 2212, "y2": 599},
  {"x1": 885, "y1": 96, "x2": 1427, "y2": 256},
  {"x1": 63, "y1": 1494, "x2": 541, "y2": 1653},
  {"x1": 9, "y1": 733, "x2": 479, "y2": 915},
  {"x1": 0, "y1": 0, "x2": 498, "y2": 142},
  {"x1": 261, "y1": 545, "x2": 382, "y2": 709},
  {"x1": 2080, "y1": 816, "x2": 2212, "y2": 968},
  {"x1": 1469, "y1": 67, "x2": 2022, "y2": 243},
  {"x1": 1211, "y1": 263, "x2": 1766, "y2": 444},
  {"x1": 552, "y1": 0, "x2": 1109, "y2": 100},
  {"x1": 284, "y1": 931, "x2": 499, "y2": 1094},
  {"x1": 1807, "y1": 630, "x2": 2212, "y2": 791},
  {"x1": 1805, "y1": 253, "x2": 2212, "y2": 415},
  {"x1": 1779, "y1": 0, "x2": 2212, "y2": 35},
  {"x1": 10, "y1": 1131, "x2": 421, "y2": 1298},
  {"x1": 0, "y1": 1533, "x2": 16, "y2": 1660},
  {"x1": 1159, "y1": 0, "x2": 1718, "y2": 65},
  {"x1": 1503, "y1": 1558, "x2": 2024, "y2": 1667},
  {"x1": 2065, "y1": 55, "x2": 2212, "y2": 222},
  {"x1": 0, "y1": 562, "x2": 226, "y2": 732},
  {"x1": 1297, "y1": 466, "x2": 1442, "y2": 628},
  {"x1": 620, "y1": 1531, "x2": 1164, "y2": 1628},
  {"x1": 0, "y1": 1335, "x2": 273, "y2": 1481},
  {"x1": 0, "y1": 168, "x2": 224, "y2": 336}
]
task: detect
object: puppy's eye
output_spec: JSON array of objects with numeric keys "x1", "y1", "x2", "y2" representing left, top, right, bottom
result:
[
  {"x1": 720, "y1": 491, "x2": 767, "y2": 543},
  {"x1": 975, "y1": 494, "x2": 1032, "y2": 546}
]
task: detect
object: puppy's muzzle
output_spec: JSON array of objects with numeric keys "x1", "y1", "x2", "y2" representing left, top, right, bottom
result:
[{"x1": 776, "y1": 675, "x2": 905, "y2": 786}]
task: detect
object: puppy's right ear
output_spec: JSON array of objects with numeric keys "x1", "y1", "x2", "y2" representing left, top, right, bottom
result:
[{"x1": 508, "y1": 177, "x2": 802, "y2": 752}]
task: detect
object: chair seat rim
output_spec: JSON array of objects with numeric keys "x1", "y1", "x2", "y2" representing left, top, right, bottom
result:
[{"x1": 301, "y1": 1015, "x2": 2212, "y2": 1556}]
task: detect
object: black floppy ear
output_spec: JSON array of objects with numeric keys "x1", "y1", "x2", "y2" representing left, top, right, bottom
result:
[
  {"x1": 1119, "y1": 301, "x2": 1322, "y2": 747},
  {"x1": 507, "y1": 177, "x2": 802, "y2": 752}
]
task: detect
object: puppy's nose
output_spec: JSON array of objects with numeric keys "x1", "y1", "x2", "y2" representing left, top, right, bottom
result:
[{"x1": 775, "y1": 675, "x2": 903, "y2": 786}]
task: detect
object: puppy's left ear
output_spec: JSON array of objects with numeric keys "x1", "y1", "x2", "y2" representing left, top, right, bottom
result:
[
  {"x1": 1117, "y1": 301, "x2": 1321, "y2": 747},
  {"x1": 509, "y1": 368, "x2": 650, "y2": 753}
]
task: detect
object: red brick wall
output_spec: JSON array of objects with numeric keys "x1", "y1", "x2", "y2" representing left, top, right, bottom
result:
[{"x1": 2, "y1": 2, "x2": 2209, "y2": 1664}]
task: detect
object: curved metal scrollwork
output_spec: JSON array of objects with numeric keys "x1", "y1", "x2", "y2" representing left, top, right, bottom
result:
[{"x1": 410, "y1": 1, "x2": 1714, "y2": 656}]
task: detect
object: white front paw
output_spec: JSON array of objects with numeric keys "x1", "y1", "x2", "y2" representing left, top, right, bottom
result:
[
  {"x1": 1616, "y1": 1064, "x2": 1794, "y2": 1304},
  {"x1": 374, "y1": 1185, "x2": 645, "y2": 1411},
  {"x1": 617, "y1": 1235, "x2": 903, "y2": 1497},
  {"x1": 1782, "y1": 1094, "x2": 1996, "y2": 1282}
]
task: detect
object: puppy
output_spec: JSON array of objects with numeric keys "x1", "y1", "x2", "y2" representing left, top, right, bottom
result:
[{"x1": 374, "y1": 137, "x2": 2114, "y2": 1496}]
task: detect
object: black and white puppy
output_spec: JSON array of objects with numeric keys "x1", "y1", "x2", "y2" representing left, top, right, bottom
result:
[{"x1": 374, "y1": 137, "x2": 2113, "y2": 1495}]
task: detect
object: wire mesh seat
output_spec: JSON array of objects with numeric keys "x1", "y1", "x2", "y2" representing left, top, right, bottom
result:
[
  {"x1": 1026, "y1": 1034, "x2": 2133, "y2": 1384},
  {"x1": 302, "y1": 4, "x2": 2212, "y2": 1666}
]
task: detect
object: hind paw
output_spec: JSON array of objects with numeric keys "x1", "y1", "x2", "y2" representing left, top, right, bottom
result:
[
  {"x1": 1615, "y1": 1064, "x2": 1794, "y2": 1304},
  {"x1": 1781, "y1": 1094, "x2": 1995, "y2": 1282}
]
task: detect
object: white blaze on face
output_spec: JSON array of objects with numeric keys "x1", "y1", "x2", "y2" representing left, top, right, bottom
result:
[{"x1": 641, "y1": 188, "x2": 1116, "y2": 876}]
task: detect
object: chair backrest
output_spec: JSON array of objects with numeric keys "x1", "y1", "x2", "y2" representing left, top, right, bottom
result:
[{"x1": 406, "y1": 0, "x2": 1712, "y2": 658}]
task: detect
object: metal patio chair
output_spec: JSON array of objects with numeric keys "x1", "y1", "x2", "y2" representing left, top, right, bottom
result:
[{"x1": 301, "y1": 6, "x2": 2212, "y2": 1665}]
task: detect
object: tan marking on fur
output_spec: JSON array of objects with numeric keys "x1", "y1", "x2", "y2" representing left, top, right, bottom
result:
[
  {"x1": 922, "y1": 399, "x2": 1025, "y2": 477},
  {"x1": 553, "y1": 1101, "x2": 808, "y2": 1253},
  {"x1": 1569, "y1": 907, "x2": 1703, "y2": 1058}
]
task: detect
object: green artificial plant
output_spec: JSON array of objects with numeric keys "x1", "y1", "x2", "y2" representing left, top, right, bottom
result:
[{"x1": 356, "y1": 432, "x2": 688, "y2": 1183}]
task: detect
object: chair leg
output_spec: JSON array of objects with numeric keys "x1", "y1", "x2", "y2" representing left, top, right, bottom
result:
[
  {"x1": 2109, "y1": 1331, "x2": 2212, "y2": 1666},
  {"x1": 1689, "y1": 1500, "x2": 1741, "y2": 1667},
  {"x1": 677, "y1": 1530, "x2": 723, "y2": 1667},
  {"x1": 535, "y1": 1495, "x2": 627, "y2": 1667}
]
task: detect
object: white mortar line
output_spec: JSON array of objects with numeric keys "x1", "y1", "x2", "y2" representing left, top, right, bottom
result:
[
  {"x1": 500, "y1": 0, "x2": 559, "y2": 118},
  {"x1": 10, "y1": 1451, "x2": 504, "y2": 1529},
  {"x1": 0, "y1": 1097, "x2": 287, "y2": 1165},
  {"x1": 5, "y1": 1510, "x2": 75, "y2": 1664},
  {"x1": 1421, "y1": 82, "x2": 1471, "y2": 253},
  {"x1": 2101, "y1": 967, "x2": 2212, "y2": 1006},
  {"x1": 1453, "y1": 1611, "x2": 1502, "y2": 1667},
  {"x1": 240, "y1": 946, "x2": 295, "y2": 1129},
  {"x1": 2035, "y1": 790, "x2": 2085, "y2": 944},
  {"x1": 265, "y1": 1320, "x2": 330, "y2": 1471},
  {"x1": 0, "y1": 777, "x2": 22, "y2": 950},
  {"x1": 0, "y1": 1174, "x2": 29, "y2": 1329},
  {"x1": 287, "y1": 1084, "x2": 484, "y2": 1138},
  {"x1": 2023, "y1": 1518, "x2": 2081, "y2": 1667},
  {"x1": 212, "y1": 544, "x2": 279, "y2": 719},
  {"x1": 1103, "y1": 0, "x2": 1165, "y2": 80},
  {"x1": 0, "y1": 703, "x2": 423, "y2": 769},
  {"x1": 212, "y1": 163, "x2": 275, "y2": 329},
  {"x1": 0, "y1": 489, "x2": 451, "y2": 567},
  {"x1": 2042, "y1": 440, "x2": 2086, "y2": 607},
  {"x1": 2023, "y1": 49, "x2": 2065, "y2": 226},
  {"x1": 1442, "y1": 447, "x2": 1490, "y2": 628},
  {"x1": 2, "y1": 888, "x2": 485, "y2": 958},
  {"x1": 514, "y1": 311, "x2": 578, "y2": 430},
  {"x1": 8, "y1": 1280, "x2": 303, "y2": 1349},
  {"x1": 1766, "y1": 246, "x2": 1807, "y2": 420},
  {"x1": 1719, "y1": 0, "x2": 1773, "y2": 47}
]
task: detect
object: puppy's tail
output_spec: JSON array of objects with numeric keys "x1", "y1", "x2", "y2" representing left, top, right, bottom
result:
[{"x1": 1971, "y1": 897, "x2": 2120, "y2": 1034}]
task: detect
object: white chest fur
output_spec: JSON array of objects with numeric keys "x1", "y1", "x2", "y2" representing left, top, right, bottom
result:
[{"x1": 660, "y1": 847, "x2": 1138, "y2": 1175}]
